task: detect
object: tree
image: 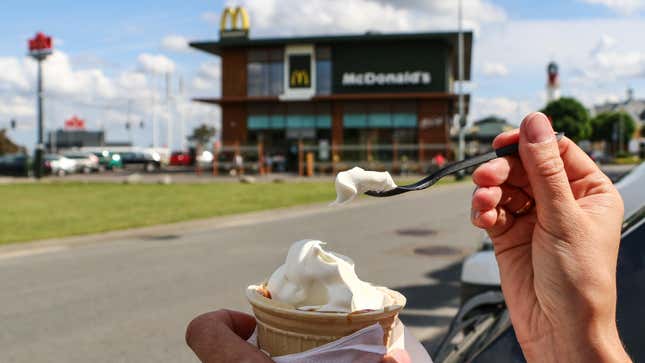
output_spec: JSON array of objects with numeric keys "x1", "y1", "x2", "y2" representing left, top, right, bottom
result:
[
  {"x1": 540, "y1": 97, "x2": 592, "y2": 141},
  {"x1": 590, "y1": 111, "x2": 636, "y2": 153},
  {"x1": 189, "y1": 124, "x2": 216, "y2": 146},
  {"x1": 0, "y1": 129, "x2": 22, "y2": 155}
]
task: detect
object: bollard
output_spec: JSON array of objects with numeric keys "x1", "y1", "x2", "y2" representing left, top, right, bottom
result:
[
  {"x1": 212, "y1": 141, "x2": 219, "y2": 176},
  {"x1": 298, "y1": 139, "x2": 304, "y2": 177},
  {"x1": 306, "y1": 152, "x2": 314, "y2": 177}
]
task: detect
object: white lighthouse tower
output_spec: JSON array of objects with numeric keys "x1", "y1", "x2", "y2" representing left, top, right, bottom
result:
[{"x1": 546, "y1": 61, "x2": 560, "y2": 103}]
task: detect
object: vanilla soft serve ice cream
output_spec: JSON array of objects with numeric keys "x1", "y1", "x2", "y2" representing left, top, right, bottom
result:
[
  {"x1": 332, "y1": 167, "x2": 397, "y2": 205},
  {"x1": 266, "y1": 239, "x2": 395, "y2": 313}
]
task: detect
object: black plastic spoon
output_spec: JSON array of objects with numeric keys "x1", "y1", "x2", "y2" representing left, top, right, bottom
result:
[{"x1": 365, "y1": 132, "x2": 564, "y2": 197}]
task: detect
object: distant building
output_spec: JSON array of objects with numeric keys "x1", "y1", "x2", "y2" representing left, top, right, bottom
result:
[
  {"x1": 190, "y1": 6, "x2": 473, "y2": 171},
  {"x1": 594, "y1": 92, "x2": 645, "y2": 128},
  {"x1": 593, "y1": 89, "x2": 645, "y2": 154},
  {"x1": 47, "y1": 129, "x2": 105, "y2": 151},
  {"x1": 452, "y1": 116, "x2": 515, "y2": 155}
]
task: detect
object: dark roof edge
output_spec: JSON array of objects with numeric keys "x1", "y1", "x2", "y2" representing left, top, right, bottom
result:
[{"x1": 189, "y1": 30, "x2": 473, "y2": 80}]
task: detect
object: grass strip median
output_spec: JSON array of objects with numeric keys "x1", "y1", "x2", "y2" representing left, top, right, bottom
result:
[
  {"x1": 1, "y1": 181, "x2": 336, "y2": 245},
  {"x1": 0, "y1": 177, "x2": 462, "y2": 245}
]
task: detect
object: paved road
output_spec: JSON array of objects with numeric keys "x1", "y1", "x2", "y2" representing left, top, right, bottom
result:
[{"x1": 0, "y1": 182, "x2": 481, "y2": 362}]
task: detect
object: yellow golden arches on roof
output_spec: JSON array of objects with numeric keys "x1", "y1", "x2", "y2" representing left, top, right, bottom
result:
[{"x1": 220, "y1": 6, "x2": 250, "y2": 31}]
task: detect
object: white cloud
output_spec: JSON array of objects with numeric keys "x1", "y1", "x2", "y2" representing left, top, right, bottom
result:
[
  {"x1": 117, "y1": 71, "x2": 149, "y2": 90},
  {"x1": 481, "y1": 62, "x2": 509, "y2": 77},
  {"x1": 198, "y1": 61, "x2": 220, "y2": 80},
  {"x1": 0, "y1": 96, "x2": 35, "y2": 118},
  {"x1": 0, "y1": 50, "x2": 209, "y2": 150},
  {"x1": 212, "y1": 0, "x2": 505, "y2": 36},
  {"x1": 0, "y1": 57, "x2": 30, "y2": 91},
  {"x1": 192, "y1": 76, "x2": 217, "y2": 91},
  {"x1": 471, "y1": 96, "x2": 534, "y2": 125},
  {"x1": 579, "y1": 0, "x2": 645, "y2": 15},
  {"x1": 161, "y1": 35, "x2": 189, "y2": 53},
  {"x1": 137, "y1": 53, "x2": 176, "y2": 74}
]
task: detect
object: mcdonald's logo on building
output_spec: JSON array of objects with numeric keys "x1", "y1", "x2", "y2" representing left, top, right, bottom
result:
[
  {"x1": 288, "y1": 54, "x2": 312, "y2": 89},
  {"x1": 220, "y1": 6, "x2": 250, "y2": 38},
  {"x1": 290, "y1": 70, "x2": 310, "y2": 87}
]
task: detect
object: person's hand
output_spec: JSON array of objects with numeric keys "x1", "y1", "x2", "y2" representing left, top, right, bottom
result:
[
  {"x1": 470, "y1": 112, "x2": 631, "y2": 362},
  {"x1": 186, "y1": 310, "x2": 272, "y2": 363},
  {"x1": 186, "y1": 309, "x2": 410, "y2": 363}
]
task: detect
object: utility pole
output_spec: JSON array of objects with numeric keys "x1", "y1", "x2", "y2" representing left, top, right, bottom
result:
[
  {"x1": 178, "y1": 76, "x2": 186, "y2": 150},
  {"x1": 151, "y1": 73, "x2": 158, "y2": 148},
  {"x1": 127, "y1": 99, "x2": 133, "y2": 146},
  {"x1": 456, "y1": 0, "x2": 466, "y2": 178},
  {"x1": 165, "y1": 72, "x2": 173, "y2": 151},
  {"x1": 28, "y1": 32, "x2": 53, "y2": 179}
]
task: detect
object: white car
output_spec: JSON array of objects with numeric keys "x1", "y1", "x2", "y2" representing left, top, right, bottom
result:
[
  {"x1": 63, "y1": 151, "x2": 100, "y2": 173},
  {"x1": 45, "y1": 154, "x2": 77, "y2": 176}
]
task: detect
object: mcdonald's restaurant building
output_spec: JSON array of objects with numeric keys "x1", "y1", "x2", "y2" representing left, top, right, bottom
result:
[{"x1": 190, "y1": 7, "x2": 472, "y2": 172}]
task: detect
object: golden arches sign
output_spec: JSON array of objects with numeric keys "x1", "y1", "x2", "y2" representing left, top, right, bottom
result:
[
  {"x1": 220, "y1": 6, "x2": 250, "y2": 31},
  {"x1": 290, "y1": 70, "x2": 310, "y2": 87}
]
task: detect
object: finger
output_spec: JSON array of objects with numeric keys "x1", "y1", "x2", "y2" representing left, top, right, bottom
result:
[
  {"x1": 486, "y1": 206, "x2": 517, "y2": 239},
  {"x1": 492, "y1": 128, "x2": 519, "y2": 149},
  {"x1": 556, "y1": 136, "x2": 613, "y2": 198},
  {"x1": 473, "y1": 156, "x2": 530, "y2": 192},
  {"x1": 382, "y1": 349, "x2": 412, "y2": 363},
  {"x1": 494, "y1": 124, "x2": 607, "y2": 190},
  {"x1": 472, "y1": 207, "x2": 498, "y2": 229},
  {"x1": 186, "y1": 310, "x2": 272, "y2": 363},
  {"x1": 472, "y1": 186, "x2": 502, "y2": 211},
  {"x1": 499, "y1": 184, "x2": 533, "y2": 214},
  {"x1": 518, "y1": 112, "x2": 577, "y2": 220}
]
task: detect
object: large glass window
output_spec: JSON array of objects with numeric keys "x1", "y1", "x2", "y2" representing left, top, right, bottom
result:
[
  {"x1": 247, "y1": 103, "x2": 331, "y2": 131},
  {"x1": 343, "y1": 102, "x2": 417, "y2": 129},
  {"x1": 316, "y1": 46, "x2": 331, "y2": 95},
  {"x1": 247, "y1": 48, "x2": 284, "y2": 96}
]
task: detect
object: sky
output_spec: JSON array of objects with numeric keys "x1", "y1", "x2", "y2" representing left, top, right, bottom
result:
[{"x1": 2, "y1": 0, "x2": 645, "y2": 150}]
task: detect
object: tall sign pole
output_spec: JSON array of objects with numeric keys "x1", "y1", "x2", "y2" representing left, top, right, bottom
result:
[
  {"x1": 28, "y1": 32, "x2": 53, "y2": 179},
  {"x1": 457, "y1": 0, "x2": 466, "y2": 165}
]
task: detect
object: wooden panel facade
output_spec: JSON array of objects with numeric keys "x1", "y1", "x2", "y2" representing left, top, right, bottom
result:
[
  {"x1": 418, "y1": 99, "x2": 452, "y2": 161},
  {"x1": 221, "y1": 48, "x2": 247, "y2": 97},
  {"x1": 221, "y1": 104, "x2": 247, "y2": 145}
]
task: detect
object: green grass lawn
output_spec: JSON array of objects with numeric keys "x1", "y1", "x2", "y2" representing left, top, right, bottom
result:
[
  {"x1": 0, "y1": 177, "x2": 463, "y2": 245},
  {"x1": 1, "y1": 182, "x2": 337, "y2": 245}
]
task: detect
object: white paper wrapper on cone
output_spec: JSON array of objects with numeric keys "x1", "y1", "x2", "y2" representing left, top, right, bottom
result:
[
  {"x1": 246, "y1": 284, "x2": 406, "y2": 357},
  {"x1": 247, "y1": 320, "x2": 433, "y2": 363}
]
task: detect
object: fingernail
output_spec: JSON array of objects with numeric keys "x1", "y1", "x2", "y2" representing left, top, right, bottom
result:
[{"x1": 524, "y1": 113, "x2": 554, "y2": 144}]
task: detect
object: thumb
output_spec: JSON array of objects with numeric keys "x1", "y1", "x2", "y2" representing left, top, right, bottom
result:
[{"x1": 519, "y1": 112, "x2": 576, "y2": 218}]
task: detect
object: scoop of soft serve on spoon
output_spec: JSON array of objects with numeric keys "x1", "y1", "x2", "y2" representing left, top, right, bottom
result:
[{"x1": 331, "y1": 167, "x2": 397, "y2": 205}]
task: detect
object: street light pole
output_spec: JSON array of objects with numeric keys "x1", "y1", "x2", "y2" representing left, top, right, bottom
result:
[
  {"x1": 28, "y1": 32, "x2": 53, "y2": 179},
  {"x1": 456, "y1": 0, "x2": 466, "y2": 177},
  {"x1": 36, "y1": 59, "x2": 44, "y2": 175}
]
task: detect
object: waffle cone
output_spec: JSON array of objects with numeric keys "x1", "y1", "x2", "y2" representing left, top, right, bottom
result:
[{"x1": 246, "y1": 284, "x2": 406, "y2": 357}]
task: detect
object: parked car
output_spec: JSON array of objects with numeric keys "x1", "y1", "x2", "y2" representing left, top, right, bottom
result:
[
  {"x1": 63, "y1": 151, "x2": 100, "y2": 173},
  {"x1": 91, "y1": 151, "x2": 123, "y2": 170},
  {"x1": 169, "y1": 151, "x2": 193, "y2": 166},
  {"x1": 119, "y1": 151, "x2": 161, "y2": 172},
  {"x1": 0, "y1": 153, "x2": 30, "y2": 176},
  {"x1": 434, "y1": 162, "x2": 645, "y2": 362},
  {"x1": 44, "y1": 154, "x2": 77, "y2": 176}
]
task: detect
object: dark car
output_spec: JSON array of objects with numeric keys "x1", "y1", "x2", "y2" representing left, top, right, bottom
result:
[
  {"x1": 119, "y1": 151, "x2": 161, "y2": 172},
  {"x1": 0, "y1": 154, "x2": 30, "y2": 176}
]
